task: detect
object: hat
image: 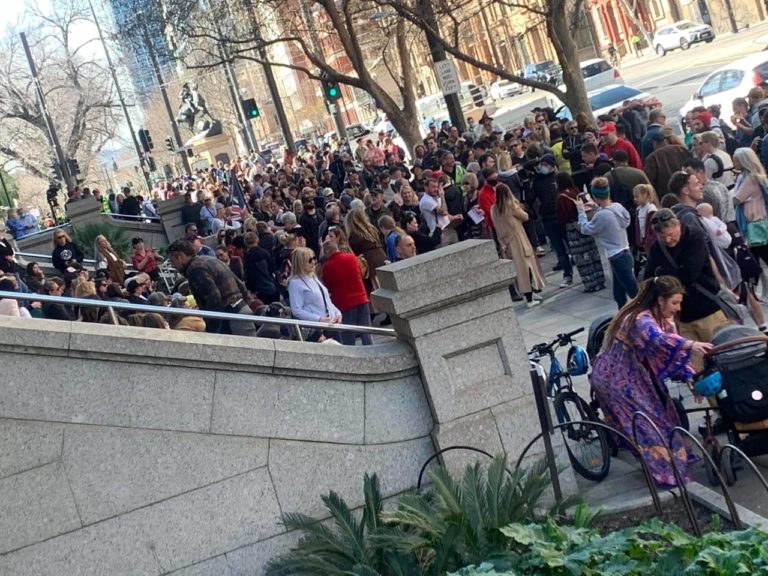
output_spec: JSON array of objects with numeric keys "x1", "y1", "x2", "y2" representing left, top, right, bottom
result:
[
  {"x1": 323, "y1": 187, "x2": 335, "y2": 197},
  {"x1": 466, "y1": 161, "x2": 481, "y2": 174},
  {"x1": 591, "y1": 184, "x2": 610, "y2": 199},
  {"x1": 540, "y1": 153, "x2": 556, "y2": 166},
  {"x1": 430, "y1": 170, "x2": 444, "y2": 179},
  {"x1": 599, "y1": 122, "x2": 616, "y2": 135},
  {"x1": 695, "y1": 111, "x2": 713, "y2": 127}
]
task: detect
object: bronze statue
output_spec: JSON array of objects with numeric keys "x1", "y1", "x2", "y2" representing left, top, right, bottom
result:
[{"x1": 176, "y1": 82, "x2": 214, "y2": 132}]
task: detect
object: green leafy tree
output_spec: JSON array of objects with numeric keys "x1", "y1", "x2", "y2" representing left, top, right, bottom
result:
[{"x1": 72, "y1": 222, "x2": 131, "y2": 259}]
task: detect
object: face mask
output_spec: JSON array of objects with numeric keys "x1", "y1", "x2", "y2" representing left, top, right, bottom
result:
[
  {"x1": 537, "y1": 166, "x2": 553, "y2": 175},
  {"x1": 486, "y1": 178, "x2": 498, "y2": 187}
]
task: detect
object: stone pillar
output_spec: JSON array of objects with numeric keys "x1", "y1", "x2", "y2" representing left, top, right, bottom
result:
[
  {"x1": 156, "y1": 195, "x2": 187, "y2": 243},
  {"x1": 371, "y1": 240, "x2": 553, "y2": 474}
]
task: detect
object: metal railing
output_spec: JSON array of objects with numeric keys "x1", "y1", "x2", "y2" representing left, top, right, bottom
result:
[
  {"x1": 13, "y1": 223, "x2": 70, "y2": 241},
  {"x1": 101, "y1": 213, "x2": 161, "y2": 222},
  {"x1": 0, "y1": 290, "x2": 397, "y2": 341},
  {"x1": 16, "y1": 251, "x2": 100, "y2": 266}
]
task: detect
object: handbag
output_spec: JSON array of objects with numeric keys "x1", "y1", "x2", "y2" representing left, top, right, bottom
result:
[
  {"x1": 659, "y1": 243, "x2": 746, "y2": 322},
  {"x1": 746, "y1": 218, "x2": 768, "y2": 247}
]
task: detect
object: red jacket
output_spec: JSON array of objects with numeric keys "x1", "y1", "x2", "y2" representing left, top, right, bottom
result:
[
  {"x1": 478, "y1": 184, "x2": 496, "y2": 229},
  {"x1": 601, "y1": 138, "x2": 643, "y2": 169},
  {"x1": 321, "y1": 251, "x2": 369, "y2": 312}
]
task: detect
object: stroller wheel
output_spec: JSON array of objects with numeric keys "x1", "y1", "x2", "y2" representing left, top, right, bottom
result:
[
  {"x1": 722, "y1": 450, "x2": 738, "y2": 486},
  {"x1": 705, "y1": 443, "x2": 721, "y2": 487}
]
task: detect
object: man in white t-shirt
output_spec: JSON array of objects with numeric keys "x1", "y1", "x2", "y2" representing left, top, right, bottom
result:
[{"x1": 700, "y1": 130, "x2": 734, "y2": 190}]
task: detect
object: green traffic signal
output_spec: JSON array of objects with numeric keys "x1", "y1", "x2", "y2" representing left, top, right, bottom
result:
[{"x1": 328, "y1": 87, "x2": 338, "y2": 97}]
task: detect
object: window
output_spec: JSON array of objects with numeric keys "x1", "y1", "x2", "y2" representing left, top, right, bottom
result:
[
  {"x1": 582, "y1": 60, "x2": 611, "y2": 78},
  {"x1": 699, "y1": 72, "x2": 724, "y2": 97},
  {"x1": 720, "y1": 70, "x2": 744, "y2": 92}
]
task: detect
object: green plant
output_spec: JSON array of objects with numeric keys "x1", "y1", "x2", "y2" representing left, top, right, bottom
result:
[
  {"x1": 265, "y1": 473, "x2": 416, "y2": 576},
  {"x1": 451, "y1": 518, "x2": 768, "y2": 575},
  {"x1": 71, "y1": 222, "x2": 131, "y2": 259},
  {"x1": 376, "y1": 455, "x2": 579, "y2": 574},
  {"x1": 266, "y1": 455, "x2": 581, "y2": 576}
]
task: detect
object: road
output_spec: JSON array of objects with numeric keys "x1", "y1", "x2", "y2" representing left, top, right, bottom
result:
[{"x1": 491, "y1": 22, "x2": 768, "y2": 131}]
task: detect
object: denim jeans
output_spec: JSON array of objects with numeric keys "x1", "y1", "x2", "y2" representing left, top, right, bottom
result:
[
  {"x1": 341, "y1": 302, "x2": 374, "y2": 346},
  {"x1": 609, "y1": 250, "x2": 638, "y2": 308},
  {"x1": 542, "y1": 217, "x2": 573, "y2": 278}
]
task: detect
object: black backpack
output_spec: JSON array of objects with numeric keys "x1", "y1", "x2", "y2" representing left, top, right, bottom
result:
[
  {"x1": 707, "y1": 153, "x2": 725, "y2": 180},
  {"x1": 719, "y1": 123, "x2": 740, "y2": 157}
]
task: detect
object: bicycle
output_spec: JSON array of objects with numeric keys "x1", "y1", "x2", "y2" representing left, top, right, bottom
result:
[{"x1": 528, "y1": 327, "x2": 611, "y2": 481}]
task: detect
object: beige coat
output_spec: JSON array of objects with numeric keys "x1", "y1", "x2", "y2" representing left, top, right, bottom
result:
[{"x1": 491, "y1": 200, "x2": 545, "y2": 295}]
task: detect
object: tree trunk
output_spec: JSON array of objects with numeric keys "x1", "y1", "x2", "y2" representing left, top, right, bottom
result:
[
  {"x1": 550, "y1": 0, "x2": 594, "y2": 123},
  {"x1": 386, "y1": 109, "x2": 423, "y2": 156},
  {"x1": 617, "y1": 0, "x2": 654, "y2": 50}
]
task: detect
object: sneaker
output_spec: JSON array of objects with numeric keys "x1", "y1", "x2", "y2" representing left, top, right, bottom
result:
[
  {"x1": 526, "y1": 300, "x2": 541, "y2": 309},
  {"x1": 559, "y1": 277, "x2": 573, "y2": 288},
  {"x1": 536, "y1": 246, "x2": 546, "y2": 256},
  {"x1": 698, "y1": 417, "x2": 728, "y2": 437},
  {"x1": 531, "y1": 293, "x2": 543, "y2": 301}
]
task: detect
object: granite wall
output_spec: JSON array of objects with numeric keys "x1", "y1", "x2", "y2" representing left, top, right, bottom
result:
[{"x1": 0, "y1": 318, "x2": 433, "y2": 575}]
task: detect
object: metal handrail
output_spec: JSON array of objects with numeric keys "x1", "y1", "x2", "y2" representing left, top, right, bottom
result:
[
  {"x1": 0, "y1": 290, "x2": 397, "y2": 337},
  {"x1": 16, "y1": 251, "x2": 99, "y2": 266},
  {"x1": 101, "y1": 213, "x2": 160, "y2": 222},
  {"x1": 13, "y1": 223, "x2": 70, "y2": 240}
]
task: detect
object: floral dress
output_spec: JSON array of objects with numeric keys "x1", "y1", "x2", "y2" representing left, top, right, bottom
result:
[{"x1": 591, "y1": 310, "x2": 695, "y2": 486}]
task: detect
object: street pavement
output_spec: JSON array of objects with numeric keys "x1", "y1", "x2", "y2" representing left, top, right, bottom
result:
[
  {"x1": 516, "y1": 248, "x2": 768, "y2": 518},
  {"x1": 491, "y1": 21, "x2": 768, "y2": 132}
]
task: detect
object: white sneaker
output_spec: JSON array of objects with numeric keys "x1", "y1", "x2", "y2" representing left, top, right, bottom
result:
[
  {"x1": 559, "y1": 277, "x2": 573, "y2": 289},
  {"x1": 536, "y1": 246, "x2": 546, "y2": 256},
  {"x1": 526, "y1": 300, "x2": 541, "y2": 309},
  {"x1": 531, "y1": 293, "x2": 543, "y2": 301}
]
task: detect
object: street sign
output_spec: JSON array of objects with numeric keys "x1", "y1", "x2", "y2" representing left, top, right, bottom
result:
[{"x1": 435, "y1": 59, "x2": 460, "y2": 96}]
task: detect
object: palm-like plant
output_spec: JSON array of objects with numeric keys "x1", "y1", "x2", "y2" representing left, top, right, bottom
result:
[
  {"x1": 376, "y1": 455, "x2": 577, "y2": 574},
  {"x1": 71, "y1": 222, "x2": 131, "y2": 259},
  {"x1": 266, "y1": 455, "x2": 581, "y2": 576},
  {"x1": 265, "y1": 474, "x2": 415, "y2": 576}
]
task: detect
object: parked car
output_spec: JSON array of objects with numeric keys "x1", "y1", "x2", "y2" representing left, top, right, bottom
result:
[
  {"x1": 679, "y1": 52, "x2": 768, "y2": 128},
  {"x1": 524, "y1": 60, "x2": 562, "y2": 85},
  {"x1": 490, "y1": 79, "x2": 524, "y2": 100},
  {"x1": 551, "y1": 84, "x2": 657, "y2": 121},
  {"x1": 557, "y1": 58, "x2": 624, "y2": 93},
  {"x1": 652, "y1": 20, "x2": 715, "y2": 56}
]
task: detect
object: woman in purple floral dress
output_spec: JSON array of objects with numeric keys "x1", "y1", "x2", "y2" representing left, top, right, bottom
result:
[{"x1": 591, "y1": 276, "x2": 713, "y2": 486}]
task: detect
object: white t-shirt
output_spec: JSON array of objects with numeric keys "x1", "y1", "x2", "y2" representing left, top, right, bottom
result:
[
  {"x1": 704, "y1": 150, "x2": 735, "y2": 189},
  {"x1": 636, "y1": 203, "x2": 658, "y2": 241},
  {"x1": 419, "y1": 193, "x2": 440, "y2": 232}
]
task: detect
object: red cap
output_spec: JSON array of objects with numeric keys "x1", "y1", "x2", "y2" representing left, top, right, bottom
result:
[
  {"x1": 696, "y1": 111, "x2": 713, "y2": 127},
  {"x1": 599, "y1": 122, "x2": 616, "y2": 135}
]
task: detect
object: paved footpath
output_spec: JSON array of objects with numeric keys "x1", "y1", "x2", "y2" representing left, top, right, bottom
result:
[{"x1": 515, "y1": 250, "x2": 768, "y2": 518}]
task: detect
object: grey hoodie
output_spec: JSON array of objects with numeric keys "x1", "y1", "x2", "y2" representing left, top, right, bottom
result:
[{"x1": 577, "y1": 203, "x2": 630, "y2": 259}]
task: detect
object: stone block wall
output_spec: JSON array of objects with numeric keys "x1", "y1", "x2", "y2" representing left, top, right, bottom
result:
[{"x1": 0, "y1": 318, "x2": 433, "y2": 575}]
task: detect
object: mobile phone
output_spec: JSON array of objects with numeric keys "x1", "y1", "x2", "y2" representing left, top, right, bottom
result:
[{"x1": 578, "y1": 192, "x2": 590, "y2": 202}]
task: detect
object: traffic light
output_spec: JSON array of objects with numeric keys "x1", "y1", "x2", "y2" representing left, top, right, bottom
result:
[
  {"x1": 138, "y1": 128, "x2": 153, "y2": 153},
  {"x1": 49, "y1": 160, "x2": 62, "y2": 181},
  {"x1": 322, "y1": 79, "x2": 341, "y2": 102},
  {"x1": 164, "y1": 137, "x2": 174, "y2": 152},
  {"x1": 66, "y1": 158, "x2": 81, "y2": 175},
  {"x1": 242, "y1": 98, "x2": 260, "y2": 119},
  {"x1": 146, "y1": 156, "x2": 157, "y2": 172}
]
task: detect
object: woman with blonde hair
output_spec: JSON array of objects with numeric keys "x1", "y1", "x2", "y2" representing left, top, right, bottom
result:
[
  {"x1": 491, "y1": 183, "x2": 545, "y2": 308},
  {"x1": 94, "y1": 235, "x2": 126, "y2": 285},
  {"x1": 73, "y1": 278, "x2": 100, "y2": 323},
  {"x1": 734, "y1": 147, "x2": 768, "y2": 267},
  {"x1": 462, "y1": 172, "x2": 483, "y2": 240},
  {"x1": 51, "y1": 229, "x2": 83, "y2": 275},
  {"x1": 346, "y1": 208, "x2": 387, "y2": 293},
  {"x1": 287, "y1": 246, "x2": 342, "y2": 342}
]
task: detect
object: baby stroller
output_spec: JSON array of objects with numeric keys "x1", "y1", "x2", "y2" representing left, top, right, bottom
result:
[{"x1": 697, "y1": 325, "x2": 768, "y2": 485}]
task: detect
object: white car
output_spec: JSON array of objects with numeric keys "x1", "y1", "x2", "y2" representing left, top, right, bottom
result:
[
  {"x1": 490, "y1": 79, "x2": 523, "y2": 100},
  {"x1": 551, "y1": 84, "x2": 656, "y2": 121},
  {"x1": 653, "y1": 20, "x2": 715, "y2": 56},
  {"x1": 679, "y1": 52, "x2": 768, "y2": 128},
  {"x1": 557, "y1": 58, "x2": 623, "y2": 93}
]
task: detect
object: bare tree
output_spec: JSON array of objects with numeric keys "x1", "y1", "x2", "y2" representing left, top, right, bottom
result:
[{"x1": 0, "y1": 0, "x2": 121, "y2": 191}]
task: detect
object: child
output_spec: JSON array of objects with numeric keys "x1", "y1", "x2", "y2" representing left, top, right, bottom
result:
[
  {"x1": 697, "y1": 202, "x2": 732, "y2": 250},
  {"x1": 633, "y1": 184, "x2": 659, "y2": 253}
]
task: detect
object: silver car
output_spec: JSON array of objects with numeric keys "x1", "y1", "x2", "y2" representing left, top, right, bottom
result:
[{"x1": 653, "y1": 20, "x2": 715, "y2": 56}]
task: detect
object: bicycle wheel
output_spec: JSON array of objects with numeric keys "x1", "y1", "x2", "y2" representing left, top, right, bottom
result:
[{"x1": 553, "y1": 390, "x2": 611, "y2": 481}]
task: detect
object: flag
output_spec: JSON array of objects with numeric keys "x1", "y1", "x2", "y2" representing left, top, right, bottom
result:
[{"x1": 230, "y1": 169, "x2": 246, "y2": 209}]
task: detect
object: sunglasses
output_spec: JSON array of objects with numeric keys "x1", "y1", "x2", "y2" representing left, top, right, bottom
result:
[
  {"x1": 309, "y1": 257, "x2": 317, "y2": 263},
  {"x1": 651, "y1": 212, "x2": 675, "y2": 225}
]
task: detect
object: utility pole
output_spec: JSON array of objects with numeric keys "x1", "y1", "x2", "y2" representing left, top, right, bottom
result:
[
  {"x1": 0, "y1": 171, "x2": 11, "y2": 208},
  {"x1": 299, "y1": 2, "x2": 345, "y2": 139},
  {"x1": 479, "y1": 6, "x2": 503, "y2": 71},
  {"x1": 19, "y1": 32, "x2": 70, "y2": 191},
  {"x1": 418, "y1": 0, "x2": 466, "y2": 133},
  {"x1": 136, "y1": 12, "x2": 191, "y2": 175},
  {"x1": 211, "y1": 0, "x2": 259, "y2": 152},
  {"x1": 242, "y1": 0, "x2": 295, "y2": 154},
  {"x1": 87, "y1": 0, "x2": 152, "y2": 192}
]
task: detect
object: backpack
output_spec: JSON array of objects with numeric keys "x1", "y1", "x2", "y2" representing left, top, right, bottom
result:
[
  {"x1": 719, "y1": 123, "x2": 740, "y2": 157},
  {"x1": 707, "y1": 153, "x2": 725, "y2": 180}
]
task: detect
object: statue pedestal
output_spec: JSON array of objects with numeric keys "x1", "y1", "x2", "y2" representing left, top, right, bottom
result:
[{"x1": 188, "y1": 134, "x2": 235, "y2": 168}]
